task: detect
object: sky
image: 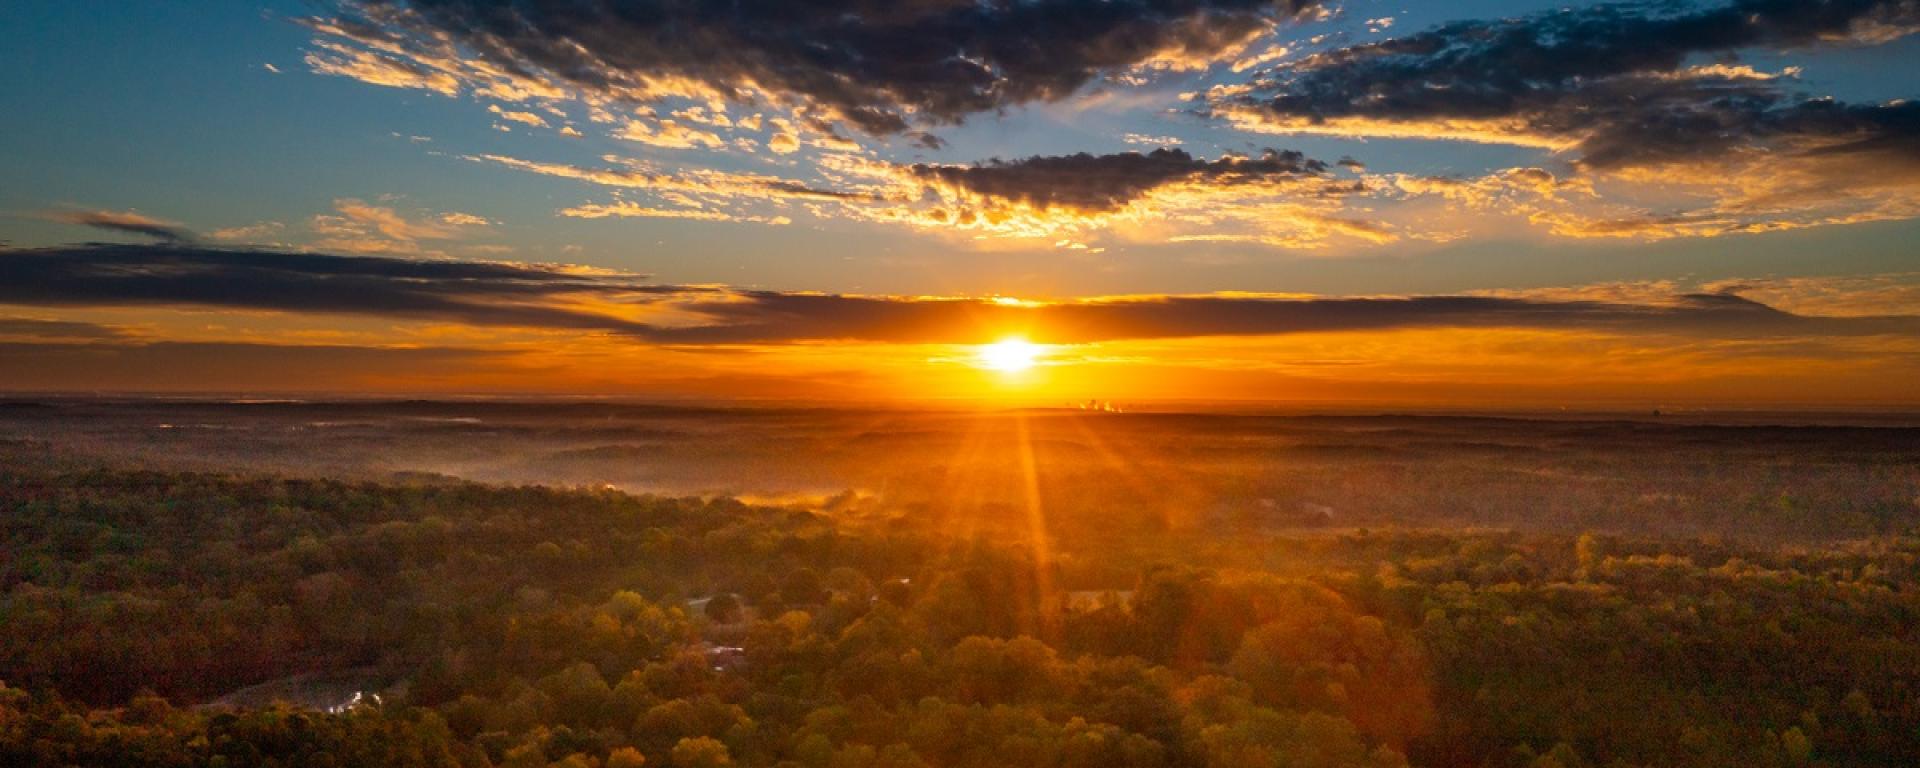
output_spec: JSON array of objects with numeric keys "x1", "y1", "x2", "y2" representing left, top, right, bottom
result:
[{"x1": 2, "y1": 0, "x2": 1918, "y2": 406}]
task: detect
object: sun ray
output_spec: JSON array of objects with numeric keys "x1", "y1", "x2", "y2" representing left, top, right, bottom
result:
[
  {"x1": 1013, "y1": 411, "x2": 1059, "y2": 637},
  {"x1": 1060, "y1": 412, "x2": 1163, "y2": 518}
]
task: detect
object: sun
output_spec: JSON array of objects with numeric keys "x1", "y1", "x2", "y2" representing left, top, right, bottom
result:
[{"x1": 977, "y1": 338, "x2": 1042, "y2": 372}]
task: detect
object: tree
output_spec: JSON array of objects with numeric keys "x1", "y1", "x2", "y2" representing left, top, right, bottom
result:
[
  {"x1": 782, "y1": 569, "x2": 827, "y2": 606},
  {"x1": 670, "y1": 736, "x2": 732, "y2": 768}
]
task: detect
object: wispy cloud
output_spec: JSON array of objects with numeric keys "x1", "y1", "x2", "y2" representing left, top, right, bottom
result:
[
  {"x1": 488, "y1": 104, "x2": 549, "y2": 129},
  {"x1": 309, "y1": 198, "x2": 490, "y2": 254},
  {"x1": 558, "y1": 201, "x2": 790, "y2": 225},
  {"x1": 615, "y1": 118, "x2": 726, "y2": 150},
  {"x1": 304, "y1": 38, "x2": 460, "y2": 96},
  {"x1": 40, "y1": 208, "x2": 194, "y2": 243},
  {"x1": 0, "y1": 316, "x2": 126, "y2": 340},
  {"x1": 208, "y1": 221, "x2": 287, "y2": 242}
]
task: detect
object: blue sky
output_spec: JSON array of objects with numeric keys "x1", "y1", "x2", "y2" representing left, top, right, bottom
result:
[{"x1": 2, "y1": 1, "x2": 1917, "y2": 402}]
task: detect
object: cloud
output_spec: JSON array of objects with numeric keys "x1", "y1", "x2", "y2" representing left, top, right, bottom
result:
[
  {"x1": 0, "y1": 341, "x2": 507, "y2": 392},
  {"x1": 304, "y1": 39, "x2": 461, "y2": 95},
  {"x1": 438, "y1": 211, "x2": 490, "y2": 227},
  {"x1": 834, "y1": 148, "x2": 1383, "y2": 247},
  {"x1": 209, "y1": 221, "x2": 287, "y2": 241},
  {"x1": 0, "y1": 317, "x2": 125, "y2": 340},
  {"x1": 466, "y1": 153, "x2": 871, "y2": 208},
  {"x1": 1220, "y1": 0, "x2": 1920, "y2": 169},
  {"x1": 1378, "y1": 152, "x2": 1920, "y2": 243},
  {"x1": 467, "y1": 146, "x2": 1373, "y2": 247},
  {"x1": 328, "y1": 199, "x2": 471, "y2": 240},
  {"x1": 767, "y1": 118, "x2": 802, "y2": 155},
  {"x1": 41, "y1": 209, "x2": 194, "y2": 243},
  {"x1": 309, "y1": 198, "x2": 492, "y2": 254},
  {"x1": 462, "y1": 147, "x2": 1446, "y2": 250},
  {"x1": 469, "y1": 148, "x2": 1377, "y2": 245},
  {"x1": 558, "y1": 201, "x2": 790, "y2": 225},
  {"x1": 488, "y1": 104, "x2": 549, "y2": 128},
  {"x1": 908, "y1": 147, "x2": 1330, "y2": 213},
  {"x1": 1696, "y1": 272, "x2": 1920, "y2": 317},
  {"x1": 0, "y1": 243, "x2": 671, "y2": 333},
  {"x1": 646, "y1": 289, "x2": 1920, "y2": 345},
  {"x1": 3, "y1": 244, "x2": 1915, "y2": 348},
  {"x1": 313, "y1": 0, "x2": 1330, "y2": 135},
  {"x1": 470, "y1": 145, "x2": 1382, "y2": 247},
  {"x1": 616, "y1": 118, "x2": 726, "y2": 150},
  {"x1": 1206, "y1": 1, "x2": 1920, "y2": 240},
  {"x1": 294, "y1": 1, "x2": 1920, "y2": 247}
]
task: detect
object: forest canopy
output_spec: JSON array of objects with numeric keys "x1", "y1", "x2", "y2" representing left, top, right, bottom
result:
[{"x1": 1, "y1": 420, "x2": 1917, "y2": 767}]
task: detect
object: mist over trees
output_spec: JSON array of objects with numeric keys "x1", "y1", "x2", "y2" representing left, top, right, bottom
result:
[{"x1": 2, "y1": 410, "x2": 1918, "y2": 767}]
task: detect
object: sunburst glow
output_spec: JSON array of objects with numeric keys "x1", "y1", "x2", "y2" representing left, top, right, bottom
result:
[{"x1": 977, "y1": 338, "x2": 1042, "y2": 372}]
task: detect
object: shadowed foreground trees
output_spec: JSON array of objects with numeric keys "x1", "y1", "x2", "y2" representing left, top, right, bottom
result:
[{"x1": 2, "y1": 457, "x2": 1918, "y2": 767}]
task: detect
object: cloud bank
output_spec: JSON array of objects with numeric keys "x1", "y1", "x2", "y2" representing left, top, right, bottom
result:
[
  {"x1": 0, "y1": 243, "x2": 673, "y2": 333},
  {"x1": 2, "y1": 244, "x2": 1913, "y2": 345}
]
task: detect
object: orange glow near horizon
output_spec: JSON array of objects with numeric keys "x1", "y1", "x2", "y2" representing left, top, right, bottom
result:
[{"x1": 7, "y1": 305, "x2": 1920, "y2": 407}]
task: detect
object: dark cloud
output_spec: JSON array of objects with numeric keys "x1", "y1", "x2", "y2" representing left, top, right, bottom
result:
[
  {"x1": 1528, "y1": 74, "x2": 1919, "y2": 171},
  {"x1": 756, "y1": 180, "x2": 877, "y2": 203},
  {"x1": 0, "y1": 317, "x2": 125, "y2": 340},
  {"x1": 910, "y1": 147, "x2": 1331, "y2": 212},
  {"x1": 43, "y1": 209, "x2": 194, "y2": 243},
  {"x1": 0, "y1": 341, "x2": 506, "y2": 392},
  {"x1": 652, "y1": 289, "x2": 1920, "y2": 344},
  {"x1": 0, "y1": 243, "x2": 673, "y2": 333},
  {"x1": 326, "y1": 0, "x2": 1328, "y2": 134},
  {"x1": 1227, "y1": 0, "x2": 1920, "y2": 168},
  {"x1": 6, "y1": 244, "x2": 1914, "y2": 345}
]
